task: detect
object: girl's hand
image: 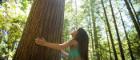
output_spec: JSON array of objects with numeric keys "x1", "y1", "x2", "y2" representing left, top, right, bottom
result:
[{"x1": 35, "y1": 37, "x2": 47, "y2": 46}]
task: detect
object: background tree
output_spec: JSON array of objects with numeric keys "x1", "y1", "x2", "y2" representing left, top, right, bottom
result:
[
  {"x1": 118, "y1": 7, "x2": 135, "y2": 60},
  {"x1": 124, "y1": 0, "x2": 140, "y2": 38},
  {"x1": 101, "y1": 0, "x2": 118, "y2": 60},
  {"x1": 109, "y1": 0, "x2": 125, "y2": 60}
]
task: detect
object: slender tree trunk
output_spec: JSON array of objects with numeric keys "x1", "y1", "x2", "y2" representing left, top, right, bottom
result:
[
  {"x1": 105, "y1": 29, "x2": 113, "y2": 60},
  {"x1": 13, "y1": 0, "x2": 65, "y2": 60},
  {"x1": 93, "y1": 14, "x2": 100, "y2": 60},
  {"x1": 87, "y1": 0, "x2": 95, "y2": 58},
  {"x1": 124, "y1": 0, "x2": 140, "y2": 38},
  {"x1": 109, "y1": 0, "x2": 125, "y2": 60},
  {"x1": 101, "y1": 0, "x2": 118, "y2": 60},
  {"x1": 129, "y1": 0, "x2": 140, "y2": 24},
  {"x1": 74, "y1": 0, "x2": 78, "y2": 28},
  {"x1": 86, "y1": 4, "x2": 94, "y2": 58},
  {"x1": 87, "y1": 22, "x2": 94, "y2": 60},
  {"x1": 119, "y1": 8, "x2": 135, "y2": 60},
  {"x1": 90, "y1": 27, "x2": 95, "y2": 58},
  {"x1": 90, "y1": 0, "x2": 100, "y2": 59}
]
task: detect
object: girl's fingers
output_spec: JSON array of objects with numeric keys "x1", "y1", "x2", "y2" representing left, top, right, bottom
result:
[
  {"x1": 41, "y1": 37, "x2": 45, "y2": 41},
  {"x1": 35, "y1": 37, "x2": 42, "y2": 40},
  {"x1": 35, "y1": 39, "x2": 39, "y2": 43},
  {"x1": 35, "y1": 38, "x2": 39, "y2": 40},
  {"x1": 35, "y1": 37, "x2": 46, "y2": 46},
  {"x1": 35, "y1": 38, "x2": 41, "y2": 44}
]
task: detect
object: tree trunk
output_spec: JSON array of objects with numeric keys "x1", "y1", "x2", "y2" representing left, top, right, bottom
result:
[
  {"x1": 87, "y1": 2, "x2": 95, "y2": 58},
  {"x1": 93, "y1": 17, "x2": 100, "y2": 60},
  {"x1": 13, "y1": 0, "x2": 65, "y2": 60},
  {"x1": 105, "y1": 29, "x2": 113, "y2": 60},
  {"x1": 128, "y1": 0, "x2": 140, "y2": 24},
  {"x1": 90, "y1": 0, "x2": 100, "y2": 59},
  {"x1": 74, "y1": 0, "x2": 78, "y2": 28},
  {"x1": 87, "y1": 22, "x2": 94, "y2": 60},
  {"x1": 101, "y1": 0, "x2": 118, "y2": 60},
  {"x1": 109, "y1": 0, "x2": 125, "y2": 60},
  {"x1": 124, "y1": 0, "x2": 140, "y2": 38},
  {"x1": 119, "y1": 8, "x2": 135, "y2": 60}
]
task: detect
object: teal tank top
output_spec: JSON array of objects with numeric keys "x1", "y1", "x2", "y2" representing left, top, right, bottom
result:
[{"x1": 68, "y1": 48, "x2": 80, "y2": 59}]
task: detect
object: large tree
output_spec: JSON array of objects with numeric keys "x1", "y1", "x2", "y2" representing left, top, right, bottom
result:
[{"x1": 13, "y1": 0, "x2": 65, "y2": 60}]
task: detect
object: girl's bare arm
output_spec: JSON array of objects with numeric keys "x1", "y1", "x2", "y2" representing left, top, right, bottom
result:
[{"x1": 35, "y1": 37, "x2": 75, "y2": 50}]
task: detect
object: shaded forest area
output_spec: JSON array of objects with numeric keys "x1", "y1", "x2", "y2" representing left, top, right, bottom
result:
[{"x1": 0, "y1": 0, "x2": 140, "y2": 60}]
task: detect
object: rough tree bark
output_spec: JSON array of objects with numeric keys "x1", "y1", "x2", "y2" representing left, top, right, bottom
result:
[{"x1": 13, "y1": 0, "x2": 65, "y2": 60}]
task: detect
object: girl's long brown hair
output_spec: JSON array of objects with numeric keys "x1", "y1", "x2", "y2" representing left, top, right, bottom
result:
[{"x1": 75, "y1": 28, "x2": 89, "y2": 60}]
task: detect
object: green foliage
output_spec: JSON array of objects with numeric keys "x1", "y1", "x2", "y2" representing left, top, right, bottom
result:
[
  {"x1": 21, "y1": 0, "x2": 29, "y2": 11},
  {"x1": 0, "y1": 0, "x2": 31, "y2": 59}
]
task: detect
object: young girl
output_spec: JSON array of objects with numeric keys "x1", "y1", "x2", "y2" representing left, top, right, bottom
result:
[{"x1": 35, "y1": 28, "x2": 89, "y2": 60}]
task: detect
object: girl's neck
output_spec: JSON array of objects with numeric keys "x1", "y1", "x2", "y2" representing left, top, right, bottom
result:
[{"x1": 72, "y1": 35, "x2": 76, "y2": 39}]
